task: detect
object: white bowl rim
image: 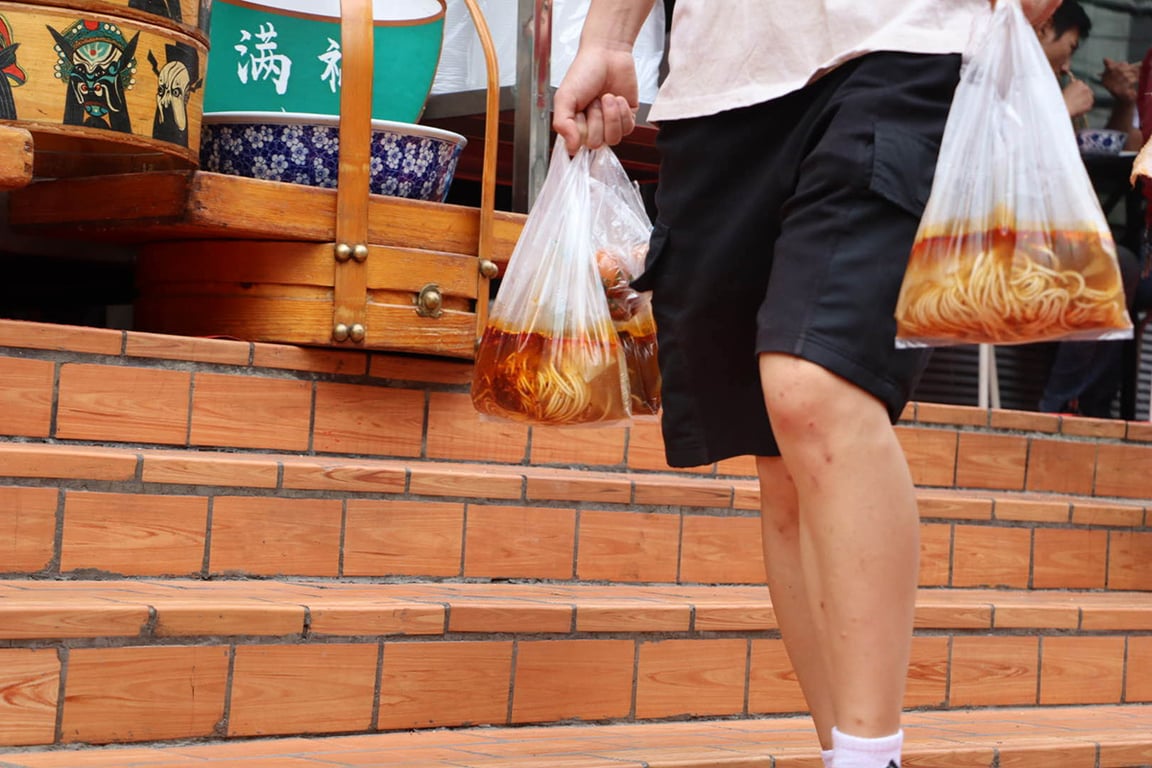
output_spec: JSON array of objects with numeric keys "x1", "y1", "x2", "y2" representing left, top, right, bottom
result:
[
  {"x1": 202, "y1": 111, "x2": 467, "y2": 147},
  {"x1": 212, "y1": 0, "x2": 445, "y2": 23}
]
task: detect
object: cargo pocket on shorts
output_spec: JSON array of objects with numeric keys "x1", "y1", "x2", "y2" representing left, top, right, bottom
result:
[
  {"x1": 630, "y1": 220, "x2": 670, "y2": 294},
  {"x1": 869, "y1": 121, "x2": 942, "y2": 220}
]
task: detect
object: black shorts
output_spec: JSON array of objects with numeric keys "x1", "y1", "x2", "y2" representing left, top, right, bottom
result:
[{"x1": 633, "y1": 51, "x2": 962, "y2": 467}]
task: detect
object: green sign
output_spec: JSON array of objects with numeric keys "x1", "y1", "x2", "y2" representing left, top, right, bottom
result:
[{"x1": 203, "y1": 0, "x2": 444, "y2": 122}]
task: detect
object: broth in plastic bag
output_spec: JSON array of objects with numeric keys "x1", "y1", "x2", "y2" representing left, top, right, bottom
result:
[{"x1": 897, "y1": 219, "x2": 1130, "y2": 344}]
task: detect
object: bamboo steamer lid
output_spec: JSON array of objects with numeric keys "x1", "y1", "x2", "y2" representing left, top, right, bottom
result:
[
  {"x1": 0, "y1": 2, "x2": 206, "y2": 176},
  {"x1": 30, "y1": 0, "x2": 209, "y2": 43}
]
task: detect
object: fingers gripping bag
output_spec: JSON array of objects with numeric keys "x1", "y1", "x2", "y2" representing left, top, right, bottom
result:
[
  {"x1": 472, "y1": 139, "x2": 652, "y2": 426},
  {"x1": 894, "y1": 0, "x2": 1132, "y2": 347}
]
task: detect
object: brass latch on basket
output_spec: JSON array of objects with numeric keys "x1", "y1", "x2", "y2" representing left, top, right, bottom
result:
[
  {"x1": 334, "y1": 243, "x2": 370, "y2": 263},
  {"x1": 332, "y1": 322, "x2": 367, "y2": 343},
  {"x1": 416, "y1": 284, "x2": 444, "y2": 318}
]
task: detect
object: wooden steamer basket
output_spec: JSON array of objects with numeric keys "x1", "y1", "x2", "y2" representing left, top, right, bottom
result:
[
  {"x1": 0, "y1": 1, "x2": 207, "y2": 176},
  {"x1": 30, "y1": 0, "x2": 209, "y2": 41},
  {"x1": 134, "y1": 0, "x2": 503, "y2": 360}
]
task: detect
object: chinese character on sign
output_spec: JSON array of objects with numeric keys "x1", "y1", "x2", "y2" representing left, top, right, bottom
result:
[
  {"x1": 233, "y1": 22, "x2": 292, "y2": 95},
  {"x1": 318, "y1": 38, "x2": 341, "y2": 93}
]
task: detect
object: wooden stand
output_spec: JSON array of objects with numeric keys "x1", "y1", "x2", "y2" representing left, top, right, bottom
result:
[{"x1": 7, "y1": 0, "x2": 520, "y2": 360}]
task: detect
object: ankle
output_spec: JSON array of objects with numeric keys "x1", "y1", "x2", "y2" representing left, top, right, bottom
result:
[{"x1": 831, "y1": 727, "x2": 902, "y2": 768}]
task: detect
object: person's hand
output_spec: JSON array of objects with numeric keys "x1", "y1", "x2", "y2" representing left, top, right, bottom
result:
[
  {"x1": 1064, "y1": 76, "x2": 1095, "y2": 119},
  {"x1": 1101, "y1": 57, "x2": 1140, "y2": 105},
  {"x1": 552, "y1": 46, "x2": 640, "y2": 153}
]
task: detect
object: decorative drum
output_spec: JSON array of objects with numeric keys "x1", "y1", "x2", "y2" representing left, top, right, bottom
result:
[
  {"x1": 0, "y1": 2, "x2": 207, "y2": 175},
  {"x1": 202, "y1": 0, "x2": 446, "y2": 124},
  {"x1": 35, "y1": 0, "x2": 210, "y2": 41}
]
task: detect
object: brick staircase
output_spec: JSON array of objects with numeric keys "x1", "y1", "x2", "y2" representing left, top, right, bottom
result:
[{"x1": 1, "y1": 317, "x2": 1151, "y2": 767}]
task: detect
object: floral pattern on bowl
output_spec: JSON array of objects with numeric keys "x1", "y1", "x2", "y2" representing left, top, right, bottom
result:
[
  {"x1": 1076, "y1": 128, "x2": 1128, "y2": 155},
  {"x1": 200, "y1": 116, "x2": 466, "y2": 202}
]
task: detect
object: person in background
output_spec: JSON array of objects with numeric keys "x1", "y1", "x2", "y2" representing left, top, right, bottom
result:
[
  {"x1": 1037, "y1": 0, "x2": 1148, "y2": 417},
  {"x1": 1036, "y1": 0, "x2": 1143, "y2": 149},
  {"x1": 1138, "y1": 46, "x2": 1152, "y2": 268},
  {"x1": 553, "y1": 1, "x2": 1058, "y2": 767}
]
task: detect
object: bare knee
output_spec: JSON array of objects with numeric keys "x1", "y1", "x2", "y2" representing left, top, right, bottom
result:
[{"x1": 759, "y1": 353, "x2": 888, "y2": 447}]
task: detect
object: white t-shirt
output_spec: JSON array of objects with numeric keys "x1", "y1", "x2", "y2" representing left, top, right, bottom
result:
[{"x1": 648, "y1": 0, "x2": 990, "y2": 122}]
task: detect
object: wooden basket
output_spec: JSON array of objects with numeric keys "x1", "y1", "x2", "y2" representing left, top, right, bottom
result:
[
  {"x1": 130, "y1": 0, "x2": 506, "y2": 359},
  {"x1": 0, "y1": 1, "x2": 207, "y2": 177}
]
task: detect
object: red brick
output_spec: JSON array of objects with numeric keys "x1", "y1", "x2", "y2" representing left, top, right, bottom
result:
[
  {"x1": 0, "y1": 357, "x2": 53, "y2": 438},
  {"x1": 56, "y1": 364, "x2": 190, "y2": 445},
  {"x1": 189, "y1": 373, "x2": 311, "y2": 451},
  {"x1": 313, "y1": 383, "x2": 424, "y2": 457}
]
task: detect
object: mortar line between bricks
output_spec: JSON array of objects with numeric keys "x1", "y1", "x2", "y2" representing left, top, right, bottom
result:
[
  {"x1": 220, "y1": 645, "x2": 236, "y2": 738},
  {"x1": 370, "y1": 640, "x2": 384, "y2": 731},
  {"x1": 337, "y1": 497, "x2": 348, "y2": 578},
  {"x1": 1120, "y1": 634, "x2": 1130, "y2": 704},
  {"x1": 201, "y1": 496, "x2": 215, "y2": 577},
  {"x1": 420, "y1": 390, "x2": 431, "y2": 460},
  {"x1": 49, "y1": 488, "x2": 65, "y2": 576},
  {"x1": 306, "y1": 380, "x2": 317, "y2": 454},
  {"x1": 52, "y1": 646, "x2": 68, "y2": 744},
  {"x1": 1035, "y1": 635, "x2": 1044, "y2": 705},
  {"x1": 47, "y1": 361, "x2": 61, "y2": 440},
  {"x1": 459, "y1": 503, "x2": 469, "y2": 577},
  {"x1": 629, "y1": 638, "x2": 640, "y2": 721},
  {"x1": 182, "y1": 373, "x2": 196, "y2": 448},
  {"x1": 505, "y1": 638, "x2": 519, "y2": 725},
  {"x1": 742, "y1": 637, "x2": 752, "y2": 716}
]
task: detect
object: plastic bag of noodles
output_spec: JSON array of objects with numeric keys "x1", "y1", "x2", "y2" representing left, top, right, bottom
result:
[
  {"x1": 472, "y1": 139, "x2": 637, "y2": 426},
  {"x1": 894, "y1": 0, "x2": 1132, "y2": 347},
  {"x1": 588, "y1": 148, "x2": 661, "y2": 416}
]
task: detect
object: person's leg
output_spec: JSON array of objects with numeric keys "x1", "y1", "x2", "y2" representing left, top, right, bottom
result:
[
  {"x1": 1039, "y1": 340, "x2": 1097, "y2": 413},
  {"x1": 756, "y1": 455, "x2": 837, "y2": 748},
  {"x1": 760, "y1": 354, "x2": 920, "y2": 739},
  {"x1": 1041, "y1": 246, "x2": 1140, "y2": 417},
  {"x1": 1075, "y1": 341, "x2": 1124, "y2": 417}
]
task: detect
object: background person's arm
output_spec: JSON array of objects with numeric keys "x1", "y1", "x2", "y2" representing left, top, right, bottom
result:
[{"x1": 1100, "y1": 57, "x2": 1144, "y2": 150}]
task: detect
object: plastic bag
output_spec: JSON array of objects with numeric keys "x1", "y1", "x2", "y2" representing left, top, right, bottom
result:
[
  {"x1": 894, "y1": 0, "x2": 1132, "y2": 347},
  {"x1": 472, "y1": 139, "x2": 657, "y2": 425},
  {"x1": 587, "y1": 148, "x2": 661, "y2": 416}
]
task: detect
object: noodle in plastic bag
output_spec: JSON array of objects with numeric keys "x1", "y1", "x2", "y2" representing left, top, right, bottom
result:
[
  {"x1": 472, "y1": 139, "x2": 648, "y2": 426},
  {"x1": 894, "y1": 0, "x2": 1132, "y2": 346}
]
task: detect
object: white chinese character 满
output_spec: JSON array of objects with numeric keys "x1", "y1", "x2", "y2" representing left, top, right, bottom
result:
[{"x1": 234, "y1": 22, "x2": 293, "y2": 95}]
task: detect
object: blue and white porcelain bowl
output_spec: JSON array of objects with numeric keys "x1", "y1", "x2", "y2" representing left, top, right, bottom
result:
[
  {"x1": 1077, "y1": 128, "x2": 1128, "y2": 155},
  {"x1": 199, "y1": 112, "x2": 467, "y2": 202}
]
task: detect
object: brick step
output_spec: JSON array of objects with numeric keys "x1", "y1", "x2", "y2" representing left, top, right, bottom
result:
[
  {"x1": 3, "y1": 319, "x2": 1152, "y2": 499},
  {"x1": 1, "y1": 705, "x2": 1150, "y2": 767},
  {"x1": 1, "y1": 581, "x2": 1149, "y2": 746},
  {"x1": 2, "y1": 443, "x2": 1149, "y2": 590}
]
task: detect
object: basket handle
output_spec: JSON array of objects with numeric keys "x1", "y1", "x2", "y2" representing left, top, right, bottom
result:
[
  {"x1": 459, "y1": 0, "x2": 501, "y2": 340},
  {"x1": 333, "y1": 0, "x2": 501, "y2": 349},
  {"x1": 332, "y1": 0, "x2": 373, "y2": 343}
]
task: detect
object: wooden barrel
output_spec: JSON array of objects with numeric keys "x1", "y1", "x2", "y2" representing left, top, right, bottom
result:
[
  {"x1": 31, "y1": 0, "x2": 208, "y2": 42},
  {"x1": 0, "y1": 2, "x2": 207, "y2": 176}
]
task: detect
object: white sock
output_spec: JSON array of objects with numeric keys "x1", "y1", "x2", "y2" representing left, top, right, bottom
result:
[
  {"x1": 831, "y1": 727, "x2": 902, "y2": 768},
  {"x1": 822, "y1": 748, "x2": 836, "y2": 768}
]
